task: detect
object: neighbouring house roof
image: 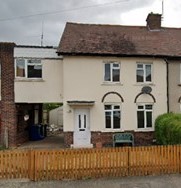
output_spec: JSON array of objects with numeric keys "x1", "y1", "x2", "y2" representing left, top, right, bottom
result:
[
  {"x1": 14, "y1": 45, "x2": 62, "y2": 59},
  {"x1": 57, "y1": 22, "x2": 181, "y2": 58}
]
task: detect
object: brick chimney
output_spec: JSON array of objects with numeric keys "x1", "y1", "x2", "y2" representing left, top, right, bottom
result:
[{"x1": 146, "y1": 13, "x2": 162, "y2": 30}]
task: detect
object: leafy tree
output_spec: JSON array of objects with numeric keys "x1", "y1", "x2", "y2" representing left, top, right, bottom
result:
[{"x1": 43, "y1": 103, "x2": 62, "y2": 112}]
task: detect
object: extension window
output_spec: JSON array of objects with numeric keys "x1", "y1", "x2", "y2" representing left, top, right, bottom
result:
[{"x1": 15, "y1": 58, "x2": 42, "y2": 78}]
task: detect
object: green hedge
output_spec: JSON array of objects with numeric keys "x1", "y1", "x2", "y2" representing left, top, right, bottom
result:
[{"x1": 155, "y1": 113, "x2": 181, "y2": 145}]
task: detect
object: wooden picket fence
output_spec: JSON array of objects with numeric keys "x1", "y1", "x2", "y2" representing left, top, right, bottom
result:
[{"x1": 0, "y1": 145, "x2": 181, "y2": 181}]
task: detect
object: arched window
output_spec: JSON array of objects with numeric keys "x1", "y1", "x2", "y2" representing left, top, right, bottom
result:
[
  {"x1": 135, "y1": 92, "x2": 155, "y2": 129},
  {"x1": 102, "y1": 92, "x2": 124, "y2": 130}
]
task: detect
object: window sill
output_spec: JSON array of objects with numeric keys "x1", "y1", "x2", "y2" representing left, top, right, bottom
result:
[
  {"x1": 135, "y1": 128, "x2": 154, "y2": 132},
  {"x1": 102, "y1": 129, "x2": 123, "y2": 132},
  {"x1": 133, "y1": 83, "x2": 155, "y2": 86},
  {"x1": 101, "y1": 82, "x2": 123, "y2": 86},
  {"x1": 15, "y1": 78, "x2": 44, "y2": 82}
]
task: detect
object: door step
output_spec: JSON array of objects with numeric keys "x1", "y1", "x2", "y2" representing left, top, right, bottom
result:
[{"x1": 71, "y1": 144, "x2": 93, "y2": 148}]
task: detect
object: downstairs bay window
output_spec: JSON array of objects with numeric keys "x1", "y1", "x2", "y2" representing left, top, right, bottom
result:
[
  {"x1": 105, "y1": 104, "x2": 121, "y2": 129},
  {"x1": 137, "y1": 104, "x2": 153, "y2": 129},
  {"x1": 15, "y1": 58, "x2": 42, "y2": 78}
]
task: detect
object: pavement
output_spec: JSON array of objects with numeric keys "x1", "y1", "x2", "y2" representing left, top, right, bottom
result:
[{"x1": 0, "y1": 174, "x2": 181, "y2": 188}]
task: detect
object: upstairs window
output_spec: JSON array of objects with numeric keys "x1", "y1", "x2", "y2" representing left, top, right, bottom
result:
[
  {"x1": 16, "y1": 59, "x2": 42, "y2": 78},
  {"x1": 136, "y1": 63, "x2": 152, "y2": 83},
  {"x1": 16, "y1": 59, "x2": 25, "y2": 77},
  {"x1": 105, "y1": 105, "x2": 121, "y2": 129},
  {"x1": 137, "y1": 104, "x2": 153, "y2": 129},
  {"x1": 104, "y1": 62, "x2": 120, "y2": 82}
]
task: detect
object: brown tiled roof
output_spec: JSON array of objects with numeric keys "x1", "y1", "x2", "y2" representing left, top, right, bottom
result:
[{"x1": 57, "y1": 22, "x2": 181, "y2": 58}]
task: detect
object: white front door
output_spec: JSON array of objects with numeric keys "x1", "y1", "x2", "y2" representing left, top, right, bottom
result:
[{"x1": 73, "y1": 109, "x2": 91, "y2": 147}]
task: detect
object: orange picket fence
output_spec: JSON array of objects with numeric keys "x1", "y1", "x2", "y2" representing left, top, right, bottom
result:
[{"x1": 0, "y1": 145, "x2": 180, "y2": 181}]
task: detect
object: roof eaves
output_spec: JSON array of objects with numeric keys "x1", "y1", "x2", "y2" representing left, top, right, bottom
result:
[{"x1": 57, "y1": 52, "x2": 181, "y2": 58}]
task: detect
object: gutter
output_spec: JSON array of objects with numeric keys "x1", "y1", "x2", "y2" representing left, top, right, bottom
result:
[{"x1": 164, "y1": 58, "x2": 169, "y2": 113}]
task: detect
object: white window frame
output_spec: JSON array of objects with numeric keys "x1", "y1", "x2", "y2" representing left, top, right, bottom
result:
[
  {"x1": 15, "y1": 58, "x2": 42, "y2": 79},
  {"x1": 104, "y1": 104, "x2": 121, "y2": 130},
  {"x1": 104, "y1": 62, "x2": 120, "y2": 83},
  {"x1": 137, "y1": 104, "x2": 153, "y2": 129},
  {"x1": 136, "y1": 63, "x2": 152, "y2": 83}
]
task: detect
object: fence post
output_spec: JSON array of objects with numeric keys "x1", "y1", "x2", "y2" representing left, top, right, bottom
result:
[
  {"x1": 127, "y1": 147, "x2": 130, "y2": 176},
  {"x1": 28, "y1": 149, "x2": 35, "y2": 181}
]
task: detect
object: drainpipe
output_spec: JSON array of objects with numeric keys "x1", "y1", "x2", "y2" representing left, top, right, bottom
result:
[{"x1": 164, "y1": 58, "x2": 169, "y2": 113}]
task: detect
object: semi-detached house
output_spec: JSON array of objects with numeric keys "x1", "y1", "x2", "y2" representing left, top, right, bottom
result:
[
  {"x1": 57, "y1": 13, "x2": 181, "y2": 148},
  {"x1": 0, "y1": 13, "x2": 181, "y2": 148}
]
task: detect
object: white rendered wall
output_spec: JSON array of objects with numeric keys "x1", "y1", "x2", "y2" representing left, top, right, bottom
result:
[
  {"x1": 63, "y1": 56, "x2": 167, "y2": 132},
  {"x1": 14, "y1": 47, "x2": 63, "y2": 103}
]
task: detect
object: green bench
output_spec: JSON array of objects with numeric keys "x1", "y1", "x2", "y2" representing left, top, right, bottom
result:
[{"x1": 113, "y1": 133, "x2": 134, "y2": 147}]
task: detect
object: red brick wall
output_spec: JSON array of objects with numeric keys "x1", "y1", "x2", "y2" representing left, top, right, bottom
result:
[
  {"x1": 91, "y1": 131, "x2": 154, "y2": 147},
  {"x1": 16, "y1": 104, "x2": 29, "y2": 145},
  {"x1": 64, "y1": 132, "x2": 73, "y2": 147},
  {"x1": 64, "y1": 131, "x2": 154, "y2": 148},
  {"x1": 16, "y1": 103, "x2": 42, "y2": 145},
  {"x1": 91, "y1": 132, "x2": 113, "y2": 147},
  {"x1": 0, "y1": 42, "x2": 17, "y2": 147},
  {"x1": 0, "y1": 101, "x2": 1, "y2": 134},
  {"x1": 134, "y1": 131, "x2": 154, "y2": 146}
]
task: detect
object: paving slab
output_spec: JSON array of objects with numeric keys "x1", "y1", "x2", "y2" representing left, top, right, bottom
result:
[{"x1": 0, "y1": 174, "x2": 181, "y2": 188}]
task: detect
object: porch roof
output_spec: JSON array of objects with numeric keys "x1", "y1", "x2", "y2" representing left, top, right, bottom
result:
[{"x1": 67, "y1": 100, "x2": 95, "y2": 106}]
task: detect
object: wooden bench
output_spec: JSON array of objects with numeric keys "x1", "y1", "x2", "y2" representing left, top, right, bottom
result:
[{"x1": 113, "y1": 133, "x2": 134, "y2": 147}]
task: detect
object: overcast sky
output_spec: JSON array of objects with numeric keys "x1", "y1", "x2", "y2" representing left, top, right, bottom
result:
[{"x1": 0, "y1": 0, "x2": 180, "y2": 47}]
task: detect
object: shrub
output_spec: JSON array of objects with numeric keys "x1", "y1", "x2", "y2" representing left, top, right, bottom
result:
[{"x1": 155, "y1": 113, "x2": 181, "y2": 145}]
